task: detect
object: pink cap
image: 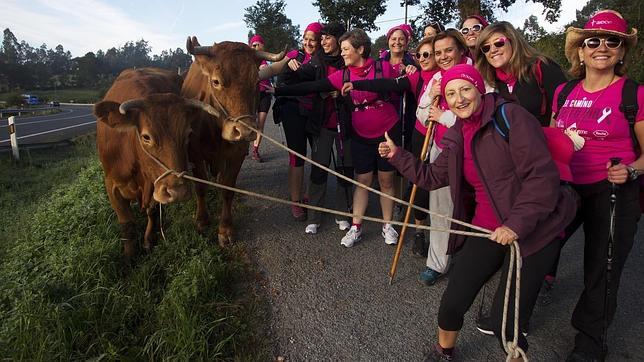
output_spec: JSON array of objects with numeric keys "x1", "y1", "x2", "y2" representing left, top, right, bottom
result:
[
  {"x1": 249, "y1": 35, "x2": 264, "y2": 46},
  {"x1": 584, "y1": 11, "x2": 628, "y2": 33},
  {"x1": 387, "y1": 24, "x2": 413, "y2": 41},
  {"x1": 305, "y1": 22, "x2": 323, "y2": 35},
  {"x1": 542, "y1": 128, "x2": 574, "y2": 182},
  {"x1": 440, "y1": 64, "x2": 486, "y2": 96}
]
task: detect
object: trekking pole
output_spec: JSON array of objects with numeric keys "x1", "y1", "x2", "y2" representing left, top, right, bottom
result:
[
  {"x1": 603, "y1": 157, "x2": 621, "y2": 352},
  {"x1": 388, "y1": 97, "x2": 439, "y2": 285}
]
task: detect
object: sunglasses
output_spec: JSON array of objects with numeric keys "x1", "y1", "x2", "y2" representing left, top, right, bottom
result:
[
  {"x1": 481, "y1": 37, "x2": 509, "y2": 54},
  {"x1": 582, "y1": 37, "x2": 623, "y2": 49},
  {"x1": 251, "y1": 43, "x2": 262, "y2": 48},
  {"x1": 460, "y1": 24, "x2": 483, "y2": 35},
  {"x1": 415, "y1": 51, "x2": 434, "y2": 60}
]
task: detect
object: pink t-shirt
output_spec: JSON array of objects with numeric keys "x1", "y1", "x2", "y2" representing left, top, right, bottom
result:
[
  {"x1": 328, "y1": 59, "x2": 399, "y2": 139},
  {"x1": 258, "y1": 60, "x2": 272, "y2": 92},
  {"x1": 552, "y1": 78, "x2": 644, "y2": 184},
  {"x1": 462, "y1": 117, "x2": 501, "y2": 231}
]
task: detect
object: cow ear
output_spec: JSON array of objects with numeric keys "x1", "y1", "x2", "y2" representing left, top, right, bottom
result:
[{"x1": 94, "y1": 101, "x2": 137, "y2": 129}]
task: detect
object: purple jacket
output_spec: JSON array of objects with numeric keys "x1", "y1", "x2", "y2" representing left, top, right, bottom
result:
[{"x1": 389, "y1": 93, "x2": 577, "y2": 257}]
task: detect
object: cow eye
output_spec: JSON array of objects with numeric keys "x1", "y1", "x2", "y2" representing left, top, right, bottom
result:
[
  {"x1": 211, "y1": 79, "x2": 220, "y2": 87},
  {"x1": 141, "y1": 133, "x2": 152, "y2": 144}
]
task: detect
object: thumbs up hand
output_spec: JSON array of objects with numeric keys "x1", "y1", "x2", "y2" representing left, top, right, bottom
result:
[{"x1": 378, "y1": 132, "x2": 398, "y2": 159}]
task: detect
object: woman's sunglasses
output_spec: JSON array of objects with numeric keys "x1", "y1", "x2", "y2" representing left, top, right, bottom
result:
[
  {"x1": 251, "y1": 43, "x2": 262, "y2": 48},
  {"x1": 460, "y1": 24, "x2": 483, "y2": 35},
  {"x1": 481, "y1": 37, "x2": 509, "y2": 54},
  {"x1": 582, "y1": 37, "x2": 623, "y2": 49},
  {"x1": 415, "y1": 51, "x2": 434, "y2": 60}
]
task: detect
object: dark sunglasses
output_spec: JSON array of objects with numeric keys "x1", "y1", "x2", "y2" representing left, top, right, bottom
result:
[
  {"x1": 481, "y1": 37, "x2": 509, "y2": 54},
  {"x1": 582, "y1": 36, "x2": 623, "y2": 49},
  {"x1": 415, "y1": 51, "x2": 433, "y2": 60},
  {"x1": 460, "y1": 24, "x2": 483, "y2": 35},
  {"x1": 251, "y1": 43, "x2": 262, "y2": 48}
]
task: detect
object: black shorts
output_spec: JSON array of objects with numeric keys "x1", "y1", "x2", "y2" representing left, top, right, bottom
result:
[
  {"x1": 258, "y1": 91, "x2": 272, "y2": 113},
  {"x1": 351, "y1": 138, "x2": 395, "y2": 174}
]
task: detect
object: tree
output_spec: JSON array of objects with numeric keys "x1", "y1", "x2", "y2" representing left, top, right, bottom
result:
[
  {"x1": 372, "y1": 35, "x2": 388, "y2": 58},
  {"x1": 412, "y1": 0, "x2": 562, "y2": 33},
  {"x1": 520, "y1": 15, "x2": 547, "y2": 44},
  {"x1": 244, "y1": 0, "x2": 300, "y2": 52},
  {"x1": 314, "y1": 0, "x2": 388, "y2": 32}
]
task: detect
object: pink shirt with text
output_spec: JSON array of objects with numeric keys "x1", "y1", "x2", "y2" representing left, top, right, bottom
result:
[{"x1": 552, "y1": 78, "x2": 644, "y2": 184}]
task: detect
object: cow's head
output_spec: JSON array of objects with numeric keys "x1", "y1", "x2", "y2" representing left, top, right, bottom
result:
[
  {"x1": 94, "y1": 94, "x2": 219, "y2": 204},
  {"x1": 186, "y1": 37, "x2": 285, "y2": 142}
]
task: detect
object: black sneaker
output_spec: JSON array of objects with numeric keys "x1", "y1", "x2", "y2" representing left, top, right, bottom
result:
[
  {"x1": 476, "y1": 315, "x2": 528, "y2": 337},
  {"x1": 412, "y1": 232, "x2": 428, "y2": 257},
  {"x1": 423, "y1": 344, "x2": 453, "y2": 361}
]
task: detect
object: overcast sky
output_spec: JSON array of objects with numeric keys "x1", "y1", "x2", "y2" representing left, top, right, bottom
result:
[{"x1": 0, "y1": 0, "x2": 587, "y2": 57}]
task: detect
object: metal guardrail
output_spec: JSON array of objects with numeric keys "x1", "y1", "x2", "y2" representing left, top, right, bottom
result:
[{"x1": 0, "y1": 107, "x2": 58, "y2": 118}]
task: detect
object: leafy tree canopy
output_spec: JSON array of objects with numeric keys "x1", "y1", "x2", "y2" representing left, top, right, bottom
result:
[
  {"x1": 314, "y1": 0, "x2": 388, "y2": 32},
  {"x1": 244, "y1": 0, "x2": 300, "y2": 52}
]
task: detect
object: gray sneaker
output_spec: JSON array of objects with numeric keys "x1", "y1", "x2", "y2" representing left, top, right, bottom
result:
[
  {"x1": 382, "y1": 223, "x2": 399, "y2": 245},
  {"x1": 340, "y1": 226, "x2": 362, "y2": 247}
]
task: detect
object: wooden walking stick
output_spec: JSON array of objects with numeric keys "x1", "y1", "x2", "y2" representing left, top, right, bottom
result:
[{"x1": 388, "y1": 96, "x2": 440, "y2": 284}]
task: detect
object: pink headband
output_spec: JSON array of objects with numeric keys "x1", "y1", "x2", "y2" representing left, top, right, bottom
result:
[
  {"x1": 304, "y1": 22, "x2": 322, "y2": 35},
  {"x1": 387, "y1": 24, "x2": 413, "y2": 41},
  {"x1": 441, "y1": 64, "x2": 486, "y2": 96},
  {"x1": 584, "y1": 11, "x2": 628, "y2": 33},
  {"x1": 249, "y1": 35, "x2": 264, "y2": 46}
]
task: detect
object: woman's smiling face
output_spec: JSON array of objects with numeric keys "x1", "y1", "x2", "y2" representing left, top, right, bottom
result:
[
  {"x1": 434, "y1": 37, "x2": 463, "y2": 70},
  {"x1": 444, "y1": 78, "x2": 482, "y2": 119}
]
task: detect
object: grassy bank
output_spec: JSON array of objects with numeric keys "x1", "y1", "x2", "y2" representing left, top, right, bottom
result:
[
  {"x1": 0, "y1": 89, "x2": 101, "y2": 105},
  {"x1": 0, "y1": 140, "x2": 270, "y2": 360}
]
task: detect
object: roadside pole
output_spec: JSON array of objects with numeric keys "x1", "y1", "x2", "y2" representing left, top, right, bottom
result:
[{"x1": 8, "y1": 116, "x2": 19, "y2": 161}]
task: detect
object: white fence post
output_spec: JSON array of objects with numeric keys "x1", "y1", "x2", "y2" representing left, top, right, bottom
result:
[{"x1": 8, "y1": 116, "x2": 19, "y2": 161}]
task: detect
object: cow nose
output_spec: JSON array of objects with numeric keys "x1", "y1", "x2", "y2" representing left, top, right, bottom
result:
[{"x1": 154, "y1": 182, "x2": 191, "y2": 204}]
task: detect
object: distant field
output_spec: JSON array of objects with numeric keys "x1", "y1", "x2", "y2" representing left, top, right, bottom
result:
[{"x1": 0, "y1": 89, "x2": 101, "y2": 105}]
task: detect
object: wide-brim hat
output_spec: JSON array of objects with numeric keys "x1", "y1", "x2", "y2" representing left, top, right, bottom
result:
[{"x1": 565, "y1": 10, "x2": 638, "y2": 64}]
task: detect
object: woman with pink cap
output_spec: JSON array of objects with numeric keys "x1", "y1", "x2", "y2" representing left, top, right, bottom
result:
[
  {"x1": 273, "y1": 22, "x2": 322, "y2": 220},
  {"x1": 379, "y1": 64, "x2": 577, "y2": 361},
  {"x1": 551, "y1": 10, "x2": 643, "y2": 361},
  {"x1": 249, "y1": 34, "x2": 272, "y2": 162}
]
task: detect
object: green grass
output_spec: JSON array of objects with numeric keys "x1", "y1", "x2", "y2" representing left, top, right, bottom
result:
[
  {"x1": 0, "y1": 140, "x2": 270, "y2": 360},
  {"x1": 0, "y1": 89, "x2": 101, "y2": 104}
]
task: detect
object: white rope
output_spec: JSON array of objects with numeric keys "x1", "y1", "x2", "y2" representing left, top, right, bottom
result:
[{"x1": 501, "y1": 241, "x2": 528, "y2": 361}]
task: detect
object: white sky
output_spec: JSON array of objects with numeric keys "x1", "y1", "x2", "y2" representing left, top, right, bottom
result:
[{"x1": 0, "y1": 0, "x2": 587, "y2": 57}]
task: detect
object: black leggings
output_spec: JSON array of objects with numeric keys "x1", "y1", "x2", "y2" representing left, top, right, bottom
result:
[
  {"x1": 438, "y1": 236, "x2": 560, "y2": 353},
  {"x1": 280, "y1": 100, "x2": 312, "y2": 167}
]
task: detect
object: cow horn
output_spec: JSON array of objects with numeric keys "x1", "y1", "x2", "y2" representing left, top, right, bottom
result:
[
  {"x1": 185, "y1": 99, "x2": 221, "y2": 118},
  {"x1": 119, "y1": 99, "x2": 146, "y2": 114},
  {"x1": 186, "y1": 36, "x2": 215, "y2": 56},
  {"x1": 255, "y1": 46, "x2": 286, "y2": 62},
  {"x1": 258, "y1": 56, "x2": 290, "y2": 81}
]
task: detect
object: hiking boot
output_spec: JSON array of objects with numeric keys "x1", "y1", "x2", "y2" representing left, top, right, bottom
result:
[
  {"x1": 382, "y1": 223, "x2": 399, "y2": 245},
  {"x1": 305, "y1": 223, "x2": 320, "y2": 234},
  {"x1": 476, "y1": 315, "x2": 528, "y2": 337},
  {"x1": 335, "y1": 219, "x2": 350, "y2": 231},
  {"x1": 412, "y1": 232, "x2": 429, "y2": 257},
  {"x1": 251, "y1": 147, "x2": 262, "y2": 162},
  {"x1": 539, "y1": 277, "x2": 556, "y2": 306},
  {"x1": 423, "y1": 344, "x2": 453, "y2": 361},
  {"x1": 291, "y1": 204, "x2": 306, "y2": 221},
  {"x1": 340, "y1": 226, "x2": 362, "y2": 247},
  {"x1": 419, "y1": 267, "x2": 443, "y2": 286}
]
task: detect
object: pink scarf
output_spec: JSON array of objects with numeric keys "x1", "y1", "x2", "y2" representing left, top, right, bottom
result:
[
  {"x1": 349, "y1": 58, "x2": 375, "y2": 77},
  {"x1": 495, "y1": 68, "x2": 517, "y2": 90}
]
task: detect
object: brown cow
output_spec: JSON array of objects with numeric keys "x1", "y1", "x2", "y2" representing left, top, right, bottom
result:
[
  {"x1": 181, "y1": 37, "x2": 284, "y2": 245},
  {"x1": 95, "y1": 67, "x2": 219, "y2": 258}
]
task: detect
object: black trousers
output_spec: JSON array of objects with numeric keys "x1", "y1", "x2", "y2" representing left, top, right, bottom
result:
[
  {"x1": 438, "y1": 236, "x2": 560, "y2": 353},
  {"x1": 559, "y1": 180, "x2": 640, "y2": 358},
  {"x1": 280, "y1": 100, "x2": 312, "y2": 167}
]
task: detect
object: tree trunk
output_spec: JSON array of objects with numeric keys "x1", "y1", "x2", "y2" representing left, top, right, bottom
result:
[{"x1": 458, "y1": 0, "x2": 481, "y2": 19}]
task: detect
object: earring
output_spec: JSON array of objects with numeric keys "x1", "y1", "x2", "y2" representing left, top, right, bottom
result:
[
  {"x1": 580, "y1": 59, "x2": 584, "y2": 66},
  {"x1": 618, "y1": 59, "x2": 624, "y2": 65}
]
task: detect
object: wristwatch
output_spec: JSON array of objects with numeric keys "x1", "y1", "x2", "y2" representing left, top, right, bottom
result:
[{"x1": 626, "y1": 166, "x2": 640, "y2": 181}]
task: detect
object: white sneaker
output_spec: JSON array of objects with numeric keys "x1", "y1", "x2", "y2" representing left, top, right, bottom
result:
[
  {"x1": 335, "y1": 219, "x2": 351, "y2": 231},
  {"x1": 382, "y1": 223, "x2": 399, "y2": 245},
  {"x1": 340, "y1": 226, "x2": 362, "y2": 247},
  {"x1": 305, "y1": 223, "x2": 320, "y2": 234}
]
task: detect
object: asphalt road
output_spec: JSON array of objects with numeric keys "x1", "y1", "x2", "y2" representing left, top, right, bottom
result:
[
  {"x1": 0, "y1": 104, "x2": 95, "y2": 149},
  {"x1": 233, "y1": 115, "x2": 644, "y2": 361}
]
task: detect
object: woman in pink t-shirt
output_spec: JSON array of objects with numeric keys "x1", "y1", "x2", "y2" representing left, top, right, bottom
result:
[
  {"x1": 275, "y1": 29, "x2": 403, "y2": 247},
  {"x1": 551, "y1": 10, "x2": 643, "y2": 361}
]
